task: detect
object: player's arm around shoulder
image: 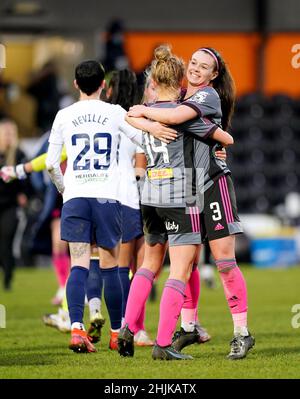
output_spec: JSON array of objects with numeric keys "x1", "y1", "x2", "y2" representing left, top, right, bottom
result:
[
  {"x1": 128, "y1": 103, "x2": 196, "y2": 125},
  {"x1": 125, "y1": 114, "x2": 177, "y2": 144},
  {"x1": 116, "y1": 105, "x2": 144, "y2": 148}
]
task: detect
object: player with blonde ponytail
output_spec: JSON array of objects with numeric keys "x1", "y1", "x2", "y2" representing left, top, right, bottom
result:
[
  {"x1": 118, "y1": 45, "x2": 233, "y2": 360},
  {"x1": 128, "y1": 46, "x2": 255, "y2": 360}
]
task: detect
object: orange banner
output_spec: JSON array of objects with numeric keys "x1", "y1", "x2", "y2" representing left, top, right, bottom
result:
[
  {"x1": 264, "y1": 33, "x2": 300, "y2": 97},
  {"x1": 125, "y1": 32, "x2": 261, "y2": 96}
]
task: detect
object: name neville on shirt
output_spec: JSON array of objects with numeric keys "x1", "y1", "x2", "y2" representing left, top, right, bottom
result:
[{"x1": 72, "y1": 113, "x2": 108, "y2": 127}]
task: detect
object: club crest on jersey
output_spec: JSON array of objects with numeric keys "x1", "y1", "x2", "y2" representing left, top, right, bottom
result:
[
  {"x1": 191, "y1": 91, "x2": 209, "y2": 104},
  {"x1": 165, "y1": 221, "x2": 179, "y2": 233}
]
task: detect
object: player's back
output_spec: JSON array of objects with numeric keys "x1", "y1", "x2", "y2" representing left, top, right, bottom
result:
[{"x1": 54, "y1": 99, "x2": 124, "y2": 202}]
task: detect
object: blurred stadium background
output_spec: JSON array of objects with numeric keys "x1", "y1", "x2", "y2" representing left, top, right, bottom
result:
[{"x1": 1, "y1": 0, "x2": 300, "y2": 269}]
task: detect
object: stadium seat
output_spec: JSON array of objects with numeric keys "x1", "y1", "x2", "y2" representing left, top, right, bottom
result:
[{"x1": 227, "y1": 93, "x2": 300, "y2": 212}]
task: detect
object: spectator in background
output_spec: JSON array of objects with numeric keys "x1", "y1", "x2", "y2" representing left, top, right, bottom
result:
[
  {"x1": 0, "y1": 118, "x2": 30, "y2": 290},
  {"x1": 25, "y1": 134, "x2": 70, "y2": 306},
  {"x1": 102, "y1": 19, "x2": 129, "y2": 72},
  {"x1": 27, "y1": 61, "x2": 61, "y2": 133},
  {"x1": 0, "y1": 73, "x2": 7, "y2": 116},
  {"x1": 0, "y1": 72, "x2": 20, "y2": 117}
]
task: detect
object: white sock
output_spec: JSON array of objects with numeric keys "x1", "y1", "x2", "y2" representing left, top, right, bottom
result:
[
  {"x1": 71, "y1": 322, "x2": 85, "y2": 331},
  {"x1": 232, "y1": 312, "x2": 248, "y2": 336},
  {"x1": 111, "y1": 328, "x2": 120, "y2": 333},
  {"x1": 58, "y1": 308, "x2": 69, "y2": 319},
  {"x1": 181, "y1": 321, "x2": 196, "y2": 332},
  {"x1": 234, "y1": 326, "x2": 249, "y2": 337},
  {"x1": 89, "y1": 298, "x2": 101, "y2": 320}
]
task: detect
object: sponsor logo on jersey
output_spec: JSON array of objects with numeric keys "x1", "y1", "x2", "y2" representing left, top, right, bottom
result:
[
  {"x1": 148, "y1": 168, "x2": 174, "y2": 180},
  {"x1": 214, "y1": 223, "x2": 224, "y2": 231},
  {"x1": 165, "y1": 221, "x2": 179, "y2": 233},
  {"x1": 75, "y1": 172, "x2": 109, "y2": 184},
  {"x1": 190, "y1": 91, "x2": 209, "y2": 104}
]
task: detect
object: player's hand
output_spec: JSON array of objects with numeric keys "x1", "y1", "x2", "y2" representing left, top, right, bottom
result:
[
  {"x1": 0, "y1": 164, "x2": 27, "y2": 182},
  {"x1": 47, "y1": 165, "x2": 65, "y2": 194},
  {"x1": 128, "y1": 105, "x2": 147, "y2": 117},
  {"x1": 148, "y1": 122, "x2": 178, "y2": 144},
  {"x1": 0, "y1": 166, "x2": 17, "y2": 182},
  {"x1": 54, "y1": 180, "x2": 65, "y2": 195},
  {"x1": 58, "y1": 185, "x2": 65, "y2": 195},
  {"x1": 53, "y1": 178, "x2": 65, "y2": 195},
  {"x1": 215, "y1": 147, "x2": 227, "y2": 161}
]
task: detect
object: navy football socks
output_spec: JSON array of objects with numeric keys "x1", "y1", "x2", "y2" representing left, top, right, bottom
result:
[
  {"x1": 100, "y1": 266, "x2": 123, "y2": 330},
  {"x1": 119, "y1": 266, "x2": 131, "y2": 317},
  {"x1": 86, "y1": 259, "x2": 103, "y2": 301}
]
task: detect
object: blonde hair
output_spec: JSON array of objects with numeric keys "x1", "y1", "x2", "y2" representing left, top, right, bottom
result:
[
  {"x1": 0, "y1": 119, "x2": 19, "y2": 165},
  {"x1": 150, "y1": 45, "x2": 185, "y2": 95}
]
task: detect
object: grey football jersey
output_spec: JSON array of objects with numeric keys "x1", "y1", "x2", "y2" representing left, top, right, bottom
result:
[
  {"x1": 182, "y1": 86, "x2": 231, "y2": 192},
  {"x1": 141, "y1": 101, "x2": 218, "y2": 208}
]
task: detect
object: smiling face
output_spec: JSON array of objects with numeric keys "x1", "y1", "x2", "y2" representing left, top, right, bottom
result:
[{"x1": 187, "y1": 50, "x2": 219, "y2": 88}]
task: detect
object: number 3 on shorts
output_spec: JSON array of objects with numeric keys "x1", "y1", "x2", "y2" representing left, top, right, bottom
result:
[{"x1": 210, "y1": 202, "x2": 222, "y2": 221}]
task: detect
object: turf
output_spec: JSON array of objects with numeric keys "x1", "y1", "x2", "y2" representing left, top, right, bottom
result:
[{"x1": 0, "y1": 265, "x2": 300, "y2": 379}]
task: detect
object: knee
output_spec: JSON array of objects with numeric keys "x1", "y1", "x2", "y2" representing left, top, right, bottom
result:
[
  {"x1": 169, "y1": 264, "x2": 192, "y2": 284},
  {"x1": 140, "y1": 262, "x2": 159, "y2": 276},
  {"x1": 213, "y1": 246, "x2": 234, "y2": 261}
]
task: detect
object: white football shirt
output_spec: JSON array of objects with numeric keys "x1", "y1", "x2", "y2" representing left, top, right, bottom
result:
[
  {"x1": 47, "y1": 99, "x2": 142, "y2": 203},
  {"x1": 118, "y1": 135, "x2": 145, "y2": 209}
]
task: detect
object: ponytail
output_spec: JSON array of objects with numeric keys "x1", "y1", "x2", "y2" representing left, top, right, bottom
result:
[
  {"x1": 107, "y1": 69, "x2": 139, "y2": 111},
  {"x1": 202, "y1": 47, "x2": 236, "y2": 130}
]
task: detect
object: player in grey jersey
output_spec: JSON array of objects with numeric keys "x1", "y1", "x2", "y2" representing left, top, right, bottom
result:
[
  {"x1": 118, "y1": 45, "x2": 233, "y2": 360},
  {"x1": 128, "y1": 47, "x2": 255, "y2": 360},
  {"x1": 140, "y1": 99, "x2": 231, "y2": 209}
]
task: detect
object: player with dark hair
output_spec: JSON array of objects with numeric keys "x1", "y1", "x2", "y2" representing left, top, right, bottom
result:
[
  {"x1": 128, "y1": 47, "x2": 255, "y2": 360},
  {"x1": 74, "y1": 61, "x2": 105, "y2": 96},
  {"x1": 46, "y1": 60, "x2": 143, "y2": 353},
  {"x1": 2, "y1": 68, "x2": 154, "y2": 349},
  {"x1": 105, "y1": 69, "x2": 153, "y2": 346}
]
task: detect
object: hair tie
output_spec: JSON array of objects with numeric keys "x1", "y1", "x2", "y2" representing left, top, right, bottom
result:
[{"x1": 198, "y1": 48, "x2": 219, "y2": 71}]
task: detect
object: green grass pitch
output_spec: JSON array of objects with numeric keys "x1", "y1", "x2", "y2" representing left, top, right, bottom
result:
[{"x1": 0, "y1": 265, "x2": 299, "y2": 379}]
